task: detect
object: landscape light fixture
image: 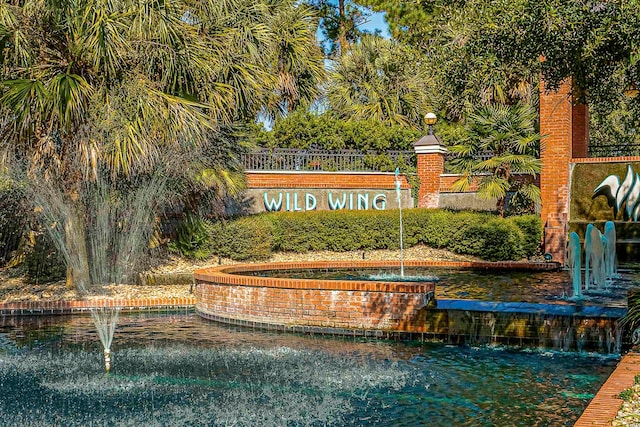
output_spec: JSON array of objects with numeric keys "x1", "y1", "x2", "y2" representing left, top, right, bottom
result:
[{"x1": 424, "y1": 112, "x2": 437, "y2": 135}]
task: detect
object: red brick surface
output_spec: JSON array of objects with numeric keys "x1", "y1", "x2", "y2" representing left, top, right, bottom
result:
[
  {"x1": 416, "y1": 153, "x2": 445, "y2": 208},
  {"x1": 0, "y1": 297, "x2": 196, "y2": 315},
  {"x1": 575, "y1": 353, "x2": 640, "y2": 426},
  {"x1": 195, "y1": 260, "x2": 557, "y2": 333},
  {"x1": 438, "y1": 174, "x2": 540, "y2": 193},
  {"x1": 540, "y1": 78, "x2": 589, "y2": 261},
  {"x1": 246, "y1": 172, "x2": 411, "y2": 189},
  {"x1": 572, "y1": 156, "x2": 640, "y2": 164}
]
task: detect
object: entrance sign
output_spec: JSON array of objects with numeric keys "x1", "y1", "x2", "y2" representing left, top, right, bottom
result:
[{"x1": 262, "y1": 191, "x2": 388, "y2": 212}]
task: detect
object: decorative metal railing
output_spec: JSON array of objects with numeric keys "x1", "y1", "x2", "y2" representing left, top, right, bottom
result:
[
  {"x1": 588, "y1": 144, "x2": 640, "y2": 158},
  {"x1": 244, "y1": 143, "x2": 640, "y2": 172},
  {"x1": 242, "y1": 148, "x2": 416, "y2": 172}
]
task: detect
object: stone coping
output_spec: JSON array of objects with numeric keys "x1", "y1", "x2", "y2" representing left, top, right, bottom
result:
[
  {"x1": 194, "y1": 260, "x2": 560, "y2": 292},
  {"x1": 572, "y1": 156, "x2": 640, "y2": 164},
  {"x1": 435, "y1": 299, "x2": 627, "y2": 318},
  {"x1": 575, "y1": 353, "x2": 640, "y2": 426},
  {"x1": 0, "y1": 297, "x2": 196, "y2": 316}
]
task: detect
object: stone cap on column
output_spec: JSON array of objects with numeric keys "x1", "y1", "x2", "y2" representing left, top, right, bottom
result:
[{"x1": 414, "y1": 134, "x2": 447, "y2": 154}]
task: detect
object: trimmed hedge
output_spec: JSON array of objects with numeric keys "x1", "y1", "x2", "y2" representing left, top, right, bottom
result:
[
  {"x1": 210, "y1": 209, "x2": 542, "y2": 262},
  {"x1": 210, "y1": 216, "x2": 275, "y2": 261}
]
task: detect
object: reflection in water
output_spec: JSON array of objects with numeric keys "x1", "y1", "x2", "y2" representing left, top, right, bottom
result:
[
  {"x1": 252, "y1": 267, "x2": 635, "y2": 307},
  {"x1": 0, "y1": 311, "x2": 617, "y2": 426}
]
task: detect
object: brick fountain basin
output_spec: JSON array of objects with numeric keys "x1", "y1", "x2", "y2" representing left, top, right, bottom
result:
[{"x1": 193, "y1": 260, "x2": 604, "y2": 343}]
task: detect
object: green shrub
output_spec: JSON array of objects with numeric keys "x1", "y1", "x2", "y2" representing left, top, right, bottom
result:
[
  {"x1": 24, "y1": 230, "x2": 66, "y2": 284},
  {"x1": 0, "y1": 182, "x2": 26, "y2": 265},
  {"x1": 452, "y1": 218, "x2": 524, "y2": 261},
  {"x1": 251, "y1": 110, "x2": 421, "y2": 152},
  {"x1": 168, "y1": 214, "x2": 214, "y2": 260},
  {"x1": 357, "y1": 211, "x2": 400, "y2": 249},
  {"x1": 210, "y1": 209, "x2": 540, "y2": 262},
  {"x1": 211, "y1": 216, "x2": 274, "y2": 261},
  {"x1": 619, "y1": 388, "x2": 634, "y2": 401},
  {"x1": 413, "y1": 209, "x2": 457, "y2": 248},
  {"x1": 506, "y1": 215, "x2": 542, "y2": 256},
  {"x1": 271, "y1": 212, "x2": 328, "y2": 252}
]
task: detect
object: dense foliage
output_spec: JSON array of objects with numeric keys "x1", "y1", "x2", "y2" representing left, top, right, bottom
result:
[
  {"x1": 0, "y1": 0, "x2": 325, "y2": 287},
  {"x1": 253, "y1": 110, "x2": 422, "y2": 151},
  {"x1": 209, "y1": 210, "x2": 542, "y2": 262},
  {"x1": 0, "y1": 182, "x2": 24, "y2": 266},
  {"x1": 325, "y1": 35, "x2": 434, "y2": 127},
  {"x1": 448, "y1": 103, "x2": 541, "y2": 215},
  {"x1": 307, "y1": 0, "x2": 371, "y2": 57},
  {"x1": 360, "y1": 0, "x2": 640, "y2": 148}
]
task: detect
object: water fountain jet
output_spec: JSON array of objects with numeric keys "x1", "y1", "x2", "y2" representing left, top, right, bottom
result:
[
  {"x1": 604, "y1": 221, "x2": 618, "y2": 281},
  {"x1": 567, "y1": 232, "x2": 582, "y2": 299},
  {"x1": 394, "y1": 168, "x2": 405, "y2": 278},
  {"x1": 584, "y1": 223, "x2": 594, "y2": 290},
  {"x1": 570, "y1": 222, "x2": 619, "y2": 298},
  {"x1": 26, "y1": 170, "x2": 167, "y2": 372},
  {"x1": 90, "y1": 307, "x2": 120, "y2": 373},
  {"x1": 588, "y1": 225, "x2": 606, "y2": 289}
]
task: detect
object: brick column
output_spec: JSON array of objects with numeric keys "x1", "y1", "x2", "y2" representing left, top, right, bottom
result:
[
  {"x1": 572, "y1": 102, "x2": 589, "y2": 158},
  {"x1": 539, "y1": 78, "x2": 589, "y2": 261},
  {"x1": 414, "y1": 134, "x2": 447, "y2": 208}
]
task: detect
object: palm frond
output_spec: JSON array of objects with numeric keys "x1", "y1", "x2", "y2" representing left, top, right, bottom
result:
[{"x1": 478, "y1": 177, "x2": 510, "y2": 200}]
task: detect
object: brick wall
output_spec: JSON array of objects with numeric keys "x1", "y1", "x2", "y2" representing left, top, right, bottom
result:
[
  {"x1": 195, "y1": 261, "x2": 556, "y2": 334},
  {"x1": 572, "y1": 103, "x2": 589, "y2": 158},
  {"x1": 439, "y1": 174, "x2": 540, "y2": 193},
  {"x1": 539, "y1": 78, "x2": 589, "y2": 261},
  {"x1": 571, "y1": 156, "x2": 640, "y2": 164},
  {"x1": 247, "y1": 172, "x2": 411, "y2": 189},
  {"x1": 245, "y1": 171, "x2": 414, "y2": 213},
  {"x1": 196, "y1": 283, "x2": 430, "y2": 331},
  {"x1": 0, "y1": 297, "x2": 195, "y2": 315},
  {"x1": 196, "y1": 261, "x2": 433, "y2": 332},
  {"x1": 416, "y1": 153, "x2": 444, "y2": 208}
]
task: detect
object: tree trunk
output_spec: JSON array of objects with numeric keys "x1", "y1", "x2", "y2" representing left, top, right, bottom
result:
[
  {"x1": 497, "y1": 197, "x2": 506, "y2": 217},
  {"x1": 64, "y1": 211, "x2": 91, "y2": 291},
  {"x1": 338, "y1": 0, "x2": 348, "y2": 56}
]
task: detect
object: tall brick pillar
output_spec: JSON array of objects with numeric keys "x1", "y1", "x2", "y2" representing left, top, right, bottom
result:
[
  {"x1": 540, "y1": 78, "x2": 589, "y2": 261},
  {"x1": 414, "y1": 133, "x2": 447, "y2": 208}
]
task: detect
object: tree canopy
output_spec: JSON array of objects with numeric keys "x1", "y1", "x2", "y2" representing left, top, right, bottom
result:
[
  {"x1": 361, "y1": 0, "x2": 640, "y2": 121},
  {"x1": 326, "y1": 35, "x2": 435, "y2": 127},
  {"x1": 0, "y1": 0, "x2": 326, "y2": 288}
]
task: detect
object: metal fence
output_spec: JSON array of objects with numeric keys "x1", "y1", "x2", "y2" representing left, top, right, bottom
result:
[
  {"x1": 242, "y1": 143, "x2": 640, "y2": 173},
  {"x1": 242, "y1": 148, "x2": 416, "y2": 172}
]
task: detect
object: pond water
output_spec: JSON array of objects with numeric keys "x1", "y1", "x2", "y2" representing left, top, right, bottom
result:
[
  {"x1": 0, "y1": 311, "x2": 616, "y2": 426},
  {"x1": 249, "y1": 267, "x2": 635, "y2": 307}
]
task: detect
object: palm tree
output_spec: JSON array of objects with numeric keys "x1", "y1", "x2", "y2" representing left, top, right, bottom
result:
[
  {"x1": 448, "y1": 103, "x2": 541, "y2": 216},
  {"x1": 260, "y1": 0, "x2": 326, "y2": 118},
  {"x1": 326, "y1": 35, "x2": 434, "y2": 127},
  {"x1": 0, "y1": 0, "x2": 324, "y2": 290}
]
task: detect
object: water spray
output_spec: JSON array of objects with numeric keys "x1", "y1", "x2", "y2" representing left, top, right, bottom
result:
[{"x1": 394, "y1": 168, "x2": 404, "y2": 278}]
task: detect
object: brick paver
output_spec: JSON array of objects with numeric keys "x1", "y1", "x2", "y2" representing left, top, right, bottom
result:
[{"x1": 575, "y1": 353, "x2": 640, "y2": 426}]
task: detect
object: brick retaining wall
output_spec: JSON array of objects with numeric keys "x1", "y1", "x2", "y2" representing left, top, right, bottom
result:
[
  {"x1": 0, "y1": 297, "x2": 195, "y2": 316},
  {"x1": 194, "y1": 260, "x2": 558, "y2": 334},
  {"x1": 246, "y1": 171, "x2": 410, "y2": 189}
]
